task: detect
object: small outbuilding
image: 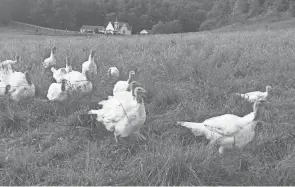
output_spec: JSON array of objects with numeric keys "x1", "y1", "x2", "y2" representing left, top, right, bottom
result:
[{"x1": 140, "y1": 29, "x2": 149, "y2": 35}]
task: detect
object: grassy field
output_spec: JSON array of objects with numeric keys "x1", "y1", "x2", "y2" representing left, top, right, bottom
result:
[{"x1": 1, "y1": 28, "x2": 295, "y2": 185}]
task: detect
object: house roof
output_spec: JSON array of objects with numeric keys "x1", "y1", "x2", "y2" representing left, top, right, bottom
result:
[
  {"x1": 106, "y1": 22, "x2": 114, "y2": 31},
  {"x1": 140, "y1": 29, "x2": 148, "y2": 34},
  {"x1": 80, "y1": 25, "x2": 105, "y2": 30},
  {"x1": 117, "y1": 22, "x2": 132, "y2": 30}
]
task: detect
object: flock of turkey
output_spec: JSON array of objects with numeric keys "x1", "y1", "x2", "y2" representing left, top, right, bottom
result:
[{"x1": 0, "y1": 46, "x2": 273, "y2": 155}]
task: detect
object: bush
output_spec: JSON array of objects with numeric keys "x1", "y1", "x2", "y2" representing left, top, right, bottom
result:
[
  {"x1": 289, "y1": 4, "x2": 295, "y2": 17},
  {"x1": 199, "y1": 19, "x2": 217, "y2": 31}
]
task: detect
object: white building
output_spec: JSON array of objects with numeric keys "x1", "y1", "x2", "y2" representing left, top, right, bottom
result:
[
  {"x1": 105, "y1": 21, "x2": 115, "y2": 34},
  {"x1": 105, "y1": 20, "x2": 132, "y2": 35},
  {"x1": 140, "y1": 29, "x2": 148, "y2": 35}
]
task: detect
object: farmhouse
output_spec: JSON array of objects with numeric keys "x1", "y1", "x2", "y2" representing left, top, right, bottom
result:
[
  {"x1": 80, "y1": 25, "x2": 105, "y2": 34},
  {"x1": 106, "y1": 20, "x2": 132, "y2": 35}
]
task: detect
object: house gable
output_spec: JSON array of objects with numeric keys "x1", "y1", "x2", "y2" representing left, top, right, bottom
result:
[
  {"x1": 119, "y1": 25, "x2": 130, "y2": 35},
  {"x1": 118, "y1": 22, "x2": 131, "y2": 31},
  {"x1": 119, "y1": 24, "x2": 128, "y2": 32},
  {"x1": 106, "y1": 22, "x2": 114, "y2": 31}
]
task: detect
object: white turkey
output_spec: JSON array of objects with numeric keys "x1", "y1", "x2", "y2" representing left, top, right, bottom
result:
[
  {"x1": 177, "y1": 98, "x2": 268, "y2": 154},
  {"x1": 113, "y1": 70, "x2": 135, "y2": 95},
  {"x1": 51, "y1": 56, "x2": 73, "y2": 83},
  {"x1": 43, "y1": 46, "x2": 57, "y2": 69},
  {"x1": 101, "y1": 81, "x2": 143, "y2": 108},
  {"x1": 0, "y1": 54, "x2": 20, "y2": 66},
  {"x1": 47, "y1": 79, "x2": 69, "y2": 103},
  {"x1": 0, "y1": 63, "x2": 14, "y2": 82},
  {"x1": 5, "y1": 71, "x2": 36, "y2": 102},
  {"x1": 82, "y1": 50, "x2": 97, "y2": 81},
  {"x1": 89, "y1": 86, "x2": 147, "y2": 143},
  {"x1": 108, "y1": 67, "x2": 120, "y2": 80},
  {"x1": 236, "y1": 86, "x2": 272, "y2": 103}
]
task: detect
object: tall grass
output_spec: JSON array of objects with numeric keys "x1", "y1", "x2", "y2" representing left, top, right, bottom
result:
[{"x1": 1, "y1": 29, "x2": 295, "y2": 185}]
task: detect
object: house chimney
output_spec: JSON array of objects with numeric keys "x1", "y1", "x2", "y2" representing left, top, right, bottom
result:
[{"x1": 114, "y1": 16, "x2": 119, "y2": 31}]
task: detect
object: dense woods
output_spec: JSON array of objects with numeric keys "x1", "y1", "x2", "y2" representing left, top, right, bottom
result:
[{"x1": 0, "y1": 0, "x2": 294, "y2": 34}]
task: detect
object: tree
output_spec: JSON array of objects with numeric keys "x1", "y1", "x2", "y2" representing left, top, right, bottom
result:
[
  {"x1": 273, "y1": 0, "x2": 290, "y2": 12},
  {"x1": 178, "y1": 8, "x2": 198, "y2": 32},
  {"x1": 126, "y1": 12, "x2": 139, "y2": 33},
  {"x1": 52, "y1": 2, "x2": 76, "y2": 30},
  {"x1": 0, "y1": 0, "x2": 12, "y2": 25},
  {"x1": 11, "y1": 0, "x2": 30, "y2": 22},
  {"x1": 1, "y1": 0, "x2": 266, "y2": 33},
  {"x1": 232, "y1": 0, "x2": 248, "y2": 15},
  {"x1": 139, "y1": 14, "x2": 152, "y2": 30},
  {"x1": 199, "y1": 19, "x2": 217, "y2": 31},
  {"x1": 105, "y1": 12, "x2": 116, "y2": 23},
  {"x1": 206, "y1": 0, "x2": 232, "y2": 28},
  {"x1": 248, "y1": 0, "x2": 261, "y2": 17},
  {"x1": 288, "y1": 2, "x2": 295, "y2": 17},
  {"x1": 151, "y1": 20, "x2": 164, "y2": 34},
  {"x1": 231, "y1": 0, "x2": 248, "y2": 23},
  {"x1": 195, "y1": 9, "x2": 207, "y2": 31},
  {"x1": 172, "y1": 20, "x2": 182, "y2": 33},
  {"x1": 206, "y1": 0, "x2": 224, "y2": 20},
  {"x1": 90, "y1": 1, "x2": 105, "y2": 26},
  {"x1": 218, "y1": 0, "x2": 232, "y2": 26}
]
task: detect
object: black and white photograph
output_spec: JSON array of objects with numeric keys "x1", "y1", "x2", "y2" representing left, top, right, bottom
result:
[{"x1": 0, "y1": 0, "x2": 294, "y2": 186}]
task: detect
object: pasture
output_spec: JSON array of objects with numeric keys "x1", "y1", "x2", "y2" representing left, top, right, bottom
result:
[{"x1": 1, "y1": 28, "x2": 295, "y2": 185}]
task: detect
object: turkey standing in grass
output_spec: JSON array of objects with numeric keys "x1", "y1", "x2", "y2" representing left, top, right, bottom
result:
[
  {"x1": 82, "y1": 50, "x2": 97, "y2": 81},
  {"x1": 51, "y1": 56, "x2": 73, "y2": 83},
  {"x1": 108, "y1": 67, "x2": 120, "y2": 80},
  {"x1": 113, "y1": 70, "x2": 135, "y2": 95},
  {"x1": 43, "y1": 47, "x2": 57, "y2": 69},
  {"x1": 0, "y1": 63, "x2": 15, "y2": 83},
  {"x1": 47, "y1": 79, "x2": 70, "y2": 103},
  {"x1": 236, "y1": 85, "x2": 272, "y2": 103},
  {"x1": 56, "y1": 57, "x2": 87, "y2": 84},
  {"x1": 47, "y1": 71, "x2": 93, "y2": 103},
  {"x1": 48, "y1": 56, "x2": 94, "y2": 101},
  {"x1": 89, "y1": 86, "x2": 147, "y2": 143},
  {"x1": 102, "y1": 81, "x2": 143, "y2": 108},
  {"x1": 0, "y1": 83, "x2": 11, "y2": 99},
  {"x1": 0, "y1": 54, "x2": 20, "y2": 66},
  {"x1": 177, "y1": 98, "x2": 268, "y2": 155},
  {"x1": 59, "y1": 57, "x2": 94, "y2": 99},
  {"x1": 5, "y1": 71, "x2": 37, "y2": 102}
]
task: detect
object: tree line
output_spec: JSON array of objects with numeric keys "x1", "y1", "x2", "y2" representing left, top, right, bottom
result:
[{"x1": 0, "y1": 0, "x2": 294, "y2": 34}]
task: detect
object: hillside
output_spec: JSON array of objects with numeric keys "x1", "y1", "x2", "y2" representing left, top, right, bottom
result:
[
  {"x1": 1, "y1": 0, "x2": 295, "y2": 34},
  {"x1": 214, "y1": 13, "x2": 295, "y2": 32},
  {"x1": 3, "y1": 16, "x2": 295, "y2": 37},
  {"x1": 3, "y1": 18, "x2": 295, "y2": 39}
]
